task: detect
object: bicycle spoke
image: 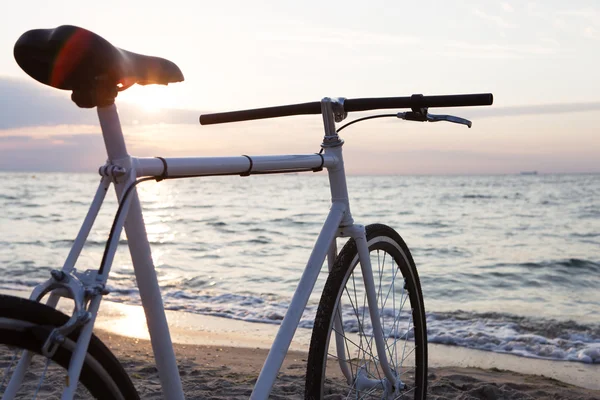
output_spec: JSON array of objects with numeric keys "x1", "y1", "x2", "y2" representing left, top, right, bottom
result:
[
  {"x1": 309, "y1": 227, "x2": 426, "y2": 399},
  {"x1": 378, "y1": 257, "x2": 401, "y2": 363},
  {"x1": 380, "y1": 261, "x2": 400, "y2": 319},
  {"x1": 387, "y1": 317, "x2": 412, "y2": 371},
  {"x1": 342, "y1": 259, "x2": 409, "y2": 396},
  {"x1": 326, "y1": 352, "x2": 379, "y2": 379},
  {"x1": 388, "y1": 289, "x2": 409, "y2": 341},
  {"x1": 345, "y1": 274, "x2": 383, "y2": 383},
  {"x1": 394, "y1": 384, "x2": 417, "y2": 399},
  {"x1": 332, "y1": 310, "x2": 381, "y2": 382},
  {"x1": 342, "y1": 265, "x2": 404, "y2": 393},
  {"x1": 377, "y1": 251, "x2": 384, "y2": 335},
  {"x1": 384, "y1": 286, "x2": 407, "y2": 358},
  {"x1": 32, "y1": 355, "x2": 51, "y2": 400},
  {"x1": 399, "y1": 344, "x2": 417, "y2": 366},
  {"x1": 392, "y1": 259, "x2": 398, "y2": 369},
  {"x1": 397, "y1": 313, "x2": 414, "y2": 368},
  {"x1": 336, "y1": 306, "x2": 355, "y2": 379},
  {"x1": 1, "y1": 348, "x2": 19, "y2": 391},
  {"x1": 0, "y1": 343, "x2": 105, "y2": 399}
]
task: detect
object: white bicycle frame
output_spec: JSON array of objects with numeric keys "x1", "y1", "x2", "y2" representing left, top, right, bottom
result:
[{"x1": 4, "y1": 98, "x2": 399, "y2": 400}]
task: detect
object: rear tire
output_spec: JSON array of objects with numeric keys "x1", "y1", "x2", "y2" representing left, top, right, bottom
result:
[
  {"x1": 305, "y1": 224, "x2": 427, "y2": 399},
  {"x1": 0, "y1": 294, "x2": 139, "y2": 399}
]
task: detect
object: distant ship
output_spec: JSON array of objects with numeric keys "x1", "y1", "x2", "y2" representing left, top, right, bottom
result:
[{"x1": 520, "y1": 171, "x2": 538, "y2": 175}]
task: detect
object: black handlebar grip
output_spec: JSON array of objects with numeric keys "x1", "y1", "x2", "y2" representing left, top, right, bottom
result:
[
  {"x1": 344, "y1": 93, "x2": 493, "y2": 112},
  {"x1": 200, "y1": 101, "x2": 321, "y2": 125}
]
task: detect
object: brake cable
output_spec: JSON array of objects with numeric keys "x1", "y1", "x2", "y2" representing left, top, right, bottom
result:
[{"x1": 336, "y1": 114, "x2": 397, "y2": 133}]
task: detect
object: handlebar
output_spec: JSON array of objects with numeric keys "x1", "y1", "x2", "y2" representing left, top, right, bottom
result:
[{"x1": 199, "y1": 93, "x2": 493, "y2": 125}]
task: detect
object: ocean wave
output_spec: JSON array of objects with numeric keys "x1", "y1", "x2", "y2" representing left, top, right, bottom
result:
[
  {"x1": 409, "y1": 221, "x2": 451, "y2": 228},
  {"x1": 3, "y1": 275, "x2": 599, "y2": 364},
  {"x1": 572, "y1": 232, "x2": 600, "y2": 238},
  {"x1": 415, "y1": 246, "x2": 472, "y2": 258},
  {"x1": 427, "y1": 310, "x2": 600, "y2": 364},
  {"x1": 46, "y1": 238, "x2": 177, "y2": 248},
  {"x1": 462, "y1": 194, "x2": 495, "y2": 199},
  {"x1": 480, "y1": 259, "x2": 600, "y2": 274},
  {"x1": 207, "y1": 221, "x2": 227, "y2": 227},
  {"x1": 103, "y1": 283, "x2": 600, "y2": 364},
  {"x1": 270, "y1": 217, "x2": 319, "y2": 227},
  {"x1": 421, "y1": 259, "x2": 600, "y2": 297},
  {"x1": 247, "y1": 236, "x2": 272, "y2": 245},
  {"x1": 106, "y1": 289, "x2": 315, "y2": 327}
]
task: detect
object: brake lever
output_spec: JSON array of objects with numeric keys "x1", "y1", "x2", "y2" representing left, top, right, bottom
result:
[
  {"x1": 427, "y1": 113, "x2": 472, "y2": 128},
  {"x1": 396, "y1": 112, "x2": 472, "y2": 128}
]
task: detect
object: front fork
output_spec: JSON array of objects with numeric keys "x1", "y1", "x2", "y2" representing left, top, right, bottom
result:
[
  {"x1": 333, "y1": 224, "x2": 404, "y2": 395},
  {"x1": 320, "y1": 98, "x2": 402, "y2": 395}
]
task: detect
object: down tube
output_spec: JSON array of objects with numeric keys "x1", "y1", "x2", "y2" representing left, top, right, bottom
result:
[{"x1": 250, "y1": 202, "x2": 347, "y2": 400}]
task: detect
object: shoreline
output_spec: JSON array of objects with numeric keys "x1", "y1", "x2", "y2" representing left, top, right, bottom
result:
[
  {"x1": 3, "y1": 291, "x2": 599, "y2": 397},
  {"x1": 93, "y1": 299, "x2": 600, "y2": 392}
]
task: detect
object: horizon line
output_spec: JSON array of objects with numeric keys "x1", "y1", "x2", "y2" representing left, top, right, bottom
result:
[{"x1": 1, "y1": 169, "x2": 598, "y2": 177}]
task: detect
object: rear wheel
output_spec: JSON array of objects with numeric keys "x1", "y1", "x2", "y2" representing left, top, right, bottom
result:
[
  {"x1": 0, "y1": 294, "x2": 139, "y2": 399},
  {"x1": 305, "y1": 224, "x2": 427, "y2": 399}
]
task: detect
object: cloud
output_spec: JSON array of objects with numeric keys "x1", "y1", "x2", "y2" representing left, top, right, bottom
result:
[
  {"x1": 342, "y1": 148, "x2": 598, "y2": 175},
  {"x1": 0, "y1": 135, "x2": 28, "y2": 142},
  {"x1": 584, "y1": 26, "x2": 599, "y2": 40},
  {"x1": 473, "y1": 9, "x2": 516, "y2": 29},
  {"x1": 2, "y1": 76, "x2": 600, "y2": 133},
  {"x1": 0, "y1": 77, "x2": 200, "y2": 130},
  {"x1": 525, "y1": 4, "x2": 600, "y2": 40},
  {"x1": 558, "y1": 7, "x2": 600, "y2": 21},
  {"x1": 3, "y1": 131, "x2": 594, "y2": 174},
  {"x1": 459, "y1": 102, "x2": 600, "y2": 119},
  {"x1": 0, "y1": 133, "x2": 105, "y2": 171},
  {"x1": 441, "y1": 39, "x2": 558, "y2": 59},
  {"x1": 257, "y1": 28, "x2": 421, "y2": 48},
  {"x1": 501, "y1": 2, "x2": 514, "y2": 13}
]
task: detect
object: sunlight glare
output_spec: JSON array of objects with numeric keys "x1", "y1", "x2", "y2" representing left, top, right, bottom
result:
[
  {"x1": 100, "y1": 302, "x2": 151, "y2": 340},
  {"x1": 118, "y1": 84, "x2": 179, "y2": 113}
]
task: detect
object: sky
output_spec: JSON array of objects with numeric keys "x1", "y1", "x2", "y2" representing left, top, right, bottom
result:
[{"x1": 0, "y1": 0, "x2": 599, "y2": 174}]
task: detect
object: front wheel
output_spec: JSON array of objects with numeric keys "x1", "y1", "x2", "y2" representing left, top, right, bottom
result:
[{"x1": 306, "y1": 224, "x2": 427, "y2": 399}]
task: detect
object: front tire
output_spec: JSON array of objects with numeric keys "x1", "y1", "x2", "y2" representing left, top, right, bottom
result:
[{"x1": 305, "y1": 224, "x2": 427, "y2": 399}]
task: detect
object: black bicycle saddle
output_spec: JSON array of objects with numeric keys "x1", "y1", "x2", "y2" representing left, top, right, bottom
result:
[{"x1": 14, "y1": 25, "x2": 184, "y2": 108}]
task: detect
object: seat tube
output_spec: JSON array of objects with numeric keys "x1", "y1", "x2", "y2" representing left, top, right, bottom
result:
[{"x1": 97, "y1": 104, "x2": 184, "y2": 400}]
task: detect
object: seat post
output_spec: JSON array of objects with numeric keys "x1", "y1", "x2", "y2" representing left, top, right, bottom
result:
[
  {"x1": 97, "y1": 104, "x2": 185, "y2": 400},
  {"x1": 98, "y1": 104, "x2": 129, "y2": 160}
]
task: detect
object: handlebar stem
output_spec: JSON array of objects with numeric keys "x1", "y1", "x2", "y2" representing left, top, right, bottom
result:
[{"x1": 321, "y1": 98, "x2": 344, "y2": 148}]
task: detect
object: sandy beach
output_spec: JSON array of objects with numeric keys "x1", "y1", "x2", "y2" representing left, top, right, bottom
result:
[
  {"x1": 2, "y1": 295, "x2": 599, "y2": 399},
  {"x1": 89, "y1": 300, "x2": 600, "y2": 399},
  {"x1": 89, "y1": 330, "x2": 598, "y2": 399}
]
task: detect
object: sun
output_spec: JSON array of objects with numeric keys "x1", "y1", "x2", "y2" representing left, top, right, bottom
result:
[{"x1": 117, "y1": 84, "x2": 177, "y2": 113}]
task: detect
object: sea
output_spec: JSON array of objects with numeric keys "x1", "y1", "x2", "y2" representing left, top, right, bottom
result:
[{"x1": 1, "y1": 172, "x2": 599, "y2": 364}]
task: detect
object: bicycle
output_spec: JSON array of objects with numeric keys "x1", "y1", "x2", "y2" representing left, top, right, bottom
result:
[{"x1": 1, "y1": 25, "x2": 493, "y2": 399}]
